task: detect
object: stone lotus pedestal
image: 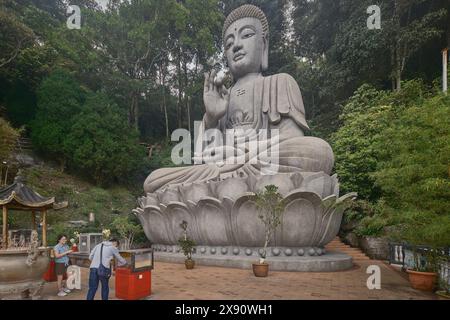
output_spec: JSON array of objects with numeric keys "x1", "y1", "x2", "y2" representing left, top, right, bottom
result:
[{"x1": 133, "y1": 171, "x2": 356, "y2": 271}]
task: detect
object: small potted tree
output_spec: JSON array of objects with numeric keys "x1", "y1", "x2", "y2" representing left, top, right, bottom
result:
[
  {"x1": 177, "y1": 220, "x2": 196, "y2": 269},
  {"x1": 70, "y1": 231, "x2": 80, "y2": 252},
  {"x1": 112, "y1": 215, "x2": 142, "y2": 250},
  {"x1": 252, "y1": 185, "x2": 286, "y2": 277}
]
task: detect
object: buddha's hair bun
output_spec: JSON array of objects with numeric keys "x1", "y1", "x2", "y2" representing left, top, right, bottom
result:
[{"x1": 223, "y1": 4, "x2": 269, "y2": 42}]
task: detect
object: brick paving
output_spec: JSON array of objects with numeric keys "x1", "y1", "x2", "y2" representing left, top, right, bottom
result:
[{"x1": 42, "y1": 260, "x2": 437, "y2": 300}]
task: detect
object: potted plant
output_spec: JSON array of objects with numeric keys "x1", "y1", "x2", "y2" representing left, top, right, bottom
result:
[
  {"x1": 406, "y1": 245, "x2": 441, "y2": 291},
  {"x1": 70, "y1": 231, "x2": 80, "y2": 252},
  {"x1": 111, "y1": 215, "x2": 142, "y2": 250},
  {"x1": 252, "y1": 185, "x2": 286, "y2": 277},
  {"x1": 398, "y1": 212, "x2": 449, "y2": 292},
  {"x1": 177, "y1": 220, "x2": 196, "y2": 269}
]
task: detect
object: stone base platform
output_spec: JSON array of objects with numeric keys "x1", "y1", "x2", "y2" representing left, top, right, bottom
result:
[{"x1": 154, "y1": 251, "x2": 353, "y2": 272}]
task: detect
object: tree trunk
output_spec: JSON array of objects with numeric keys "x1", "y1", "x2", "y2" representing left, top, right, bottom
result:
[
  {"x1": 183, "y1": 60, "x2": 191, "y2": 134},
  {"x1": 160, "y1": 65, "x2": 169, "y2": 140},
  {"x1": 129, "y1": 91, "x2": 140, "y2": 130},
  {"x1": 187, "y1": 98, "x2": 191, "y2": 135},
  {"x1": 177, "y1": 58, "x2": 183, "y2": 129},
  {"x1": 163, "y1": 80, "x2": 169, "y2": 140}
]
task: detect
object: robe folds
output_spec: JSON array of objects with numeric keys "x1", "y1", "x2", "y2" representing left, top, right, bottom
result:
[{"x1": 144, "y1": 73, "x2": 334, "y2": 194}]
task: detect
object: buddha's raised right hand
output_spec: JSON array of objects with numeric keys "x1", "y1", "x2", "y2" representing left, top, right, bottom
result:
[{"x1": 203, "y1": 69, "x2": 230, "y2": 128}]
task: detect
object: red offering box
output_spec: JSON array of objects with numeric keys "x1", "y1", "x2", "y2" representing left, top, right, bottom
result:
[{"x1": 115, "y1": 267, "x2": 151, "y2": 300}]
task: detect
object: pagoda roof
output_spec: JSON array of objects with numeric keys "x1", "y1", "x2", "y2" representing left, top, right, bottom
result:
[{"x1": 0, "y1": 176, "x2": 66, "y2": 210}]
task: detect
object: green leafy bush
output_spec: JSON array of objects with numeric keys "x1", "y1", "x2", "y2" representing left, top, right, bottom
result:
[
  {"x1": 372, "y1": 93, "x2": 450, "y2": 215},
  {"x1": 334, "y1": 81, "x2": 449, "y2": 243},
  {"x1": 111, "y1": 214, "x2": 143, "y2": 249},
  {"x1": 64, "y1": 92, "x2": 146, "y2": 185},
  {"x1": 31, "y1": 69, "x2": 85, "y2": 164},
  {"x1": 331, "y1": 84, "x2": 389, "y2": 200}
]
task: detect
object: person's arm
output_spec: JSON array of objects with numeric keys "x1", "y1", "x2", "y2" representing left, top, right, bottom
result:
[
  {"x1": 112, "y1": 247, "x2": 127, "y2": 266},
  {"x1": 89, "y1": 245, "x2": 97, "y2": 261},
  {"x1": 54, "y1": 246, "x2": 73, "y2": 258}
]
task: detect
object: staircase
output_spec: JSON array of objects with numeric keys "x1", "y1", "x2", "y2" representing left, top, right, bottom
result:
[
  {"x1": 325, "y1": 237, "x2": 371, "y2": 261},
  {"x1": 15, "y1": 137, "x2": 33, "y2": 152}
]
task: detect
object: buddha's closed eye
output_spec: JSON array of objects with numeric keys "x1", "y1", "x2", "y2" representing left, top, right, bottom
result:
[{"x1": 242, "y1": 32, "x2": 255, "y2": 39}]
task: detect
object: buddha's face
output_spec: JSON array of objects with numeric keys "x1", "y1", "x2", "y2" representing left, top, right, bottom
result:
[{"x1": 224, "y1": 17, "x2": 268, "y2": 80}]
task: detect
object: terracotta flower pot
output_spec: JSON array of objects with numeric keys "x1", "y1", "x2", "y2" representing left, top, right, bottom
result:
[
  {"x1": 406, "y1": 269, "x2": 437, "y2": 292},
  {"x1": 252, "y1": 263, "x2": 269, "y2": 277},
  {"x1": 185, "y1": 259, "x2": 195, "y2": 270}
]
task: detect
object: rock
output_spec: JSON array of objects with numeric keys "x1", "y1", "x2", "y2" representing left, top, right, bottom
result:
[
  {"x1": 359, "y1": 236, "x2": 389, "y2": 260},
  {"x1": 343, "y1": 232, "x2": 360, "y2": 248}
]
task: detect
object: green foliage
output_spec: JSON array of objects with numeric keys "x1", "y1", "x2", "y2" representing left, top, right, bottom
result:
[
  {"x1": 335, "y1": 81, "x2": 450, "y2": 243},
  {"x1": 20, "y1": 166, "x2": 140, "y2": 238},
  {"x1": 111, "y1": 214, "x2": 143, "y2": 249},
  {"x1": 332, "y1": 80, "x2": 439, "y2": 201},
  {"x1": 355, "y1": 214, "x2": 390, "y2": 237},
  {"x1": 254, "y1": 185, "x2": 286, "y2": 259},
  {"x1": 31, "y1": 69, "x2": 85, "y2": 162},
  {"x1": 292, "y1": 0, "x2": 448, "y2": 132},
  {"x1": 0, "y1": 117, "x2": 21, "y2": 161},
  {"x1": 395, "y1": 211, "x2": 450, "y2": 249},
  {"x1": 331, "y1": 84, "x2": 390, "y2": 200},
  {"x1": 64, "y1": 92, "x2": 145, "y2": 185},
  {"x1": 372, "y1": 93, "x2": 450, "y2": 215},
  {"x1": 393, "y1": 211, "x2": 450, "y2": 272}
]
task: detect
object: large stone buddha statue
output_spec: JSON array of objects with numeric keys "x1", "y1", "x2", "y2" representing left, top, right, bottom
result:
[
  {"x1": 144, "y1": 4, "x2": 334, "y2": 194},
  {"x1": 135, "y1": 5, "x2": 355, "y2": 272}
]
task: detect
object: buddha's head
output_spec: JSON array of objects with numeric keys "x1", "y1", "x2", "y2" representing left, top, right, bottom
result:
[{"x1": 223, "y1": 5, "x2": 269, "y2": 81}]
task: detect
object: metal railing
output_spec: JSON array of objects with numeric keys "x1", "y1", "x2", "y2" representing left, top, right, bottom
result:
[{"x1": 389, "y1": 242, "x2": 450, "y2": 290}]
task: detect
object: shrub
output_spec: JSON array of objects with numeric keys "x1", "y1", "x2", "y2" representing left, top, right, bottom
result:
[
  {"x1": 31, "y1": 69, "x2": 85, "y2": 165},
  {"x1": 64, "y1": 92, "x2": 146, "y2": 185},
  {"x1": 372, "y1": 93, "x2": 450, "y2": 215}
]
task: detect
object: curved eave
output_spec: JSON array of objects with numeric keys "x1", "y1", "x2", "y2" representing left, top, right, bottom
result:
[{"x1": 0, "y1": 191, "x2": 55, "y2": 209}]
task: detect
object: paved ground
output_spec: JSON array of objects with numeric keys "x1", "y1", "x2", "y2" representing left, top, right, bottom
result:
[{"x1": 42, "y1": 260, "x2": 437, "y2": 300}]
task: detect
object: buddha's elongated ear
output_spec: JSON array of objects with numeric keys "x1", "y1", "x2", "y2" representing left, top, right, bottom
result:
[{"x1": 261, "y1": 35, "x2": 269, "y2": 72}]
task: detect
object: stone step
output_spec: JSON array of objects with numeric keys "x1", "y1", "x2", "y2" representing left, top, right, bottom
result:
[
  {"x1": 325, "y1": 237, "x2": 371, "y2": 260},
  {"x1": 327, "y1": 250, "x2": 366, "y2": 256}
]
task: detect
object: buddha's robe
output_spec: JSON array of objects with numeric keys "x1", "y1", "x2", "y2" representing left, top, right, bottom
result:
[{"x1": 144, "y1": 73, "x2": 334, "y2": 193}]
